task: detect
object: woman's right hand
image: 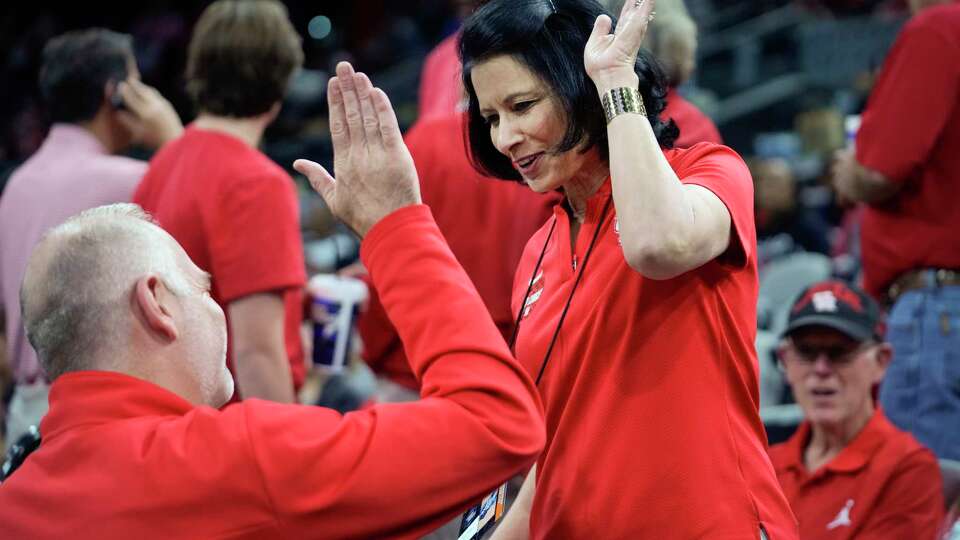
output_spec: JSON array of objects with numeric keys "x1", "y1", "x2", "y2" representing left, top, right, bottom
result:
[{"x1": 584, "y1": 0, "x2": 656, "y2": 93}]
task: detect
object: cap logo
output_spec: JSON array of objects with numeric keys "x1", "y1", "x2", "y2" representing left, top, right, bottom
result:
[
  {"x1": 792, "y1": 282, "x2": 864, "y2": 313},
  {"x1": 812, "y1": 290, "x2": 838, "y2": 312}
]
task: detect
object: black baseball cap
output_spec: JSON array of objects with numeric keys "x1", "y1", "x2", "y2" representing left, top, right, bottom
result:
[{"x1": 784, "y1": 280, "x2": 884, "y2": 342}]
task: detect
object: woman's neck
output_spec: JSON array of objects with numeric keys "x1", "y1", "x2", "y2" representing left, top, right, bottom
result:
[
  {"x1": 562, "y1": 159, "x2": 609, "y2": 223},
  {"x1": 192, "y1": 113, "x2": 267, "y2": 148}
]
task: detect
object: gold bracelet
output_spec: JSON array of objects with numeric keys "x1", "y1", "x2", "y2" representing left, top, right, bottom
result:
[{"x1": 601, "y1": 87, "x2": 646, "y2": 124}]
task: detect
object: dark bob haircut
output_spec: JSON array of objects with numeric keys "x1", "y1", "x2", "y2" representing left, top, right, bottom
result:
[
  {"x1": 460, "y1": 0, "x2": 679, "y2": 181},
  {"x1": 39, "y1": 29, "x2": 133, "y2": 124}
]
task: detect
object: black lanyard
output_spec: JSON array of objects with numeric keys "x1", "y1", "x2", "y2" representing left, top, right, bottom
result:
[{"x1": 510, "y1": 195, "x2": 614, "y2": 386}]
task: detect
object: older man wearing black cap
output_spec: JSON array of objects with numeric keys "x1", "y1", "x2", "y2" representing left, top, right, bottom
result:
[{"x1": 768, "y1": 280, "x2": 944, "y2": 540}]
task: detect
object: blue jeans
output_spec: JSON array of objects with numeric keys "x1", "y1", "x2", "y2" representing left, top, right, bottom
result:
[{"x1": 879, "y1": 277, "x2": 960, "y2": 460}]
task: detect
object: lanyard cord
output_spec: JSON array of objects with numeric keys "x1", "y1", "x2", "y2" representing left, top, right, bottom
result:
[{"x1": 509, "y1": 195, "x2": 614, "y2": 386}]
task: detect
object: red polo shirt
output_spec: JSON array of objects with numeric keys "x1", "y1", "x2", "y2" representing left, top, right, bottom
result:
[
  {"x1": 855, "y1": 1, "x2": 960, "y2": 298},
  {"x1": 513, "y1": 143, "x2": 798, "y2": 539},
  {"x1": 358, "y1": 113, "x2": 557, "y2": 390},
  {"x1": 769, "y1": 409, "x2": 944, "y2": 539}
]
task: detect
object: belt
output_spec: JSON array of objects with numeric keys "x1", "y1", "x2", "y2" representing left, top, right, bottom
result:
[{"x1": 887, "y1": 268, "x2": 960, "y2": 304}]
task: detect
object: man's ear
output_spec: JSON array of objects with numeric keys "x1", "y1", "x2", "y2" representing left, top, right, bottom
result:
[
  {"x1": 134, "y1": 275, "x2": 179, "y2": 342},
  {"x1": 872, "y1": 342, "x2": 894, "y2": 384},
  {"x1": 265, "y1": 101, "x2": 282, "y2": 124}
]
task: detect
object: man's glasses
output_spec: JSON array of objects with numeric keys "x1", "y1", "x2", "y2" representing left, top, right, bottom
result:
[{"x1": 786, "y1": 338, "x2": 875, "y2": 366}]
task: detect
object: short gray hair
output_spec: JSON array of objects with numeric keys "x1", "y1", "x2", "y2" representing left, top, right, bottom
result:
[
  {"x1": 20, "y1": 203, "x2": 189, "y2": 379},
  {"x1": 644, "y1": 12, "x2": 697, "y2": 86}
]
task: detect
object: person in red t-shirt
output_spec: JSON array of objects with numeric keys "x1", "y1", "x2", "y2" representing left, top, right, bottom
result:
[
  {"x1": 769, "y1": 280, "x2": 944, "y2": 539},
  {"x1": 831, "y1": 0, "x2": 960, "y2": 460},
  {"x1": 644, "y1": 6, "x2": 723, "y2": 148},
  {"x1": 357, "y1": 113, "x2": 557, "y2": 395},
  {"x1": 134, "y1": 0, "x2": 306, "y2": 403},
  {"x1": 460, "y1": 0, "x2": 798, "y2": 538}
]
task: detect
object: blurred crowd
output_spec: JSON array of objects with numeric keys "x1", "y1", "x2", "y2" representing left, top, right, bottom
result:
[{"x1": 1, "y1": 0, "x2": 958, "y2": 538}]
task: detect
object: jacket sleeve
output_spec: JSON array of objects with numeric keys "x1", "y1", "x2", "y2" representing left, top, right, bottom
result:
[
  {"x1": 244, "y1": 204, "x2": 545, "y2": 539},
  {"x1": 857, "y1": 447, "x2": 945, "y2": 539}
]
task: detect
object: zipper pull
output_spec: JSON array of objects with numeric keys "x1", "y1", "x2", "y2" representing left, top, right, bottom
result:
[{"x1": 572, "y1": 256, "x2": 578, "y2": 271}]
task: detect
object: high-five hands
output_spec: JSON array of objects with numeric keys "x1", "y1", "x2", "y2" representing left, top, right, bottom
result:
[
  {"x1": 294, "y1": 62, "x2": 422, "y2": 237},
  {"x1": 584, "y1": 0, "x2": 657, "y2": 91}
]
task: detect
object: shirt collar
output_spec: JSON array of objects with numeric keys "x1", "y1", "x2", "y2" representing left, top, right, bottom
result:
[
  {"x1": 780, "y1": 409, "x2": 890, "y2": 478},
  {"x1": 40, "y1": 371, "x2": 196, "y2": 441},
  {"x1": 554, "y1": 177, "x2": 613, "y2": 221},
  {"x1": 43, "y1": 123, "x2": 109, "y2": 156}
]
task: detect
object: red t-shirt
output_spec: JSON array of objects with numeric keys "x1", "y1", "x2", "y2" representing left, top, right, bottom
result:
[
  {"x1": 512, "y1": 143, "x2": 798, "y2": 539},
  {"x1": 418, "y1": 33, "x2": 464, "y2": 120},
  {"x1": 133, "y1": 126, "x2": 307, "y2": 392},
  {"x1": 358, "y1": 113, "x2": 557, "y2": 389},
  {"x1": 662, "y1": 88, "x2": 724, "y2": 148},
  {"x1": 768, "y1": 410, "x2": 944, "y2": 539},
  {"x1": 855, "y1": 1, "x2": 960, "y2": 299}
]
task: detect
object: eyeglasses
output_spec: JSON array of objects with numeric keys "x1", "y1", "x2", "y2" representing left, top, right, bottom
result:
[{"x1": 786, "y1": 338, "x2": 875, "y2": 366}]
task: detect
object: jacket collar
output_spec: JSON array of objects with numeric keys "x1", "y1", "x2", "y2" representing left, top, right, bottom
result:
[{"x1": 40, "y1": 371, "x2": 196, "y2": 441}]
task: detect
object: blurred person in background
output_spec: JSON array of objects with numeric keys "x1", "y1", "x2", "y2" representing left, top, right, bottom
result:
[
  {"x1": 643, "y1": 1, "x2": 724, "y2": 148},
  {"x1": 0, "y1": 28, "x2": 182, "y2": 450},
  {"x1": 418, "y1": 0, "x2": 480, "y2": 118},
  {"x1": 769, "y1": 279, "x2": 944, "y2": 539},
  {"x1": 832, "y1": 0, "x2": 960, "y2": 460},
  {"x1": 460, "y1": 0, "x2": 797, "y2": 537},
  {"x1": 752, "y1": 156, "x2": 832, "y2": 256},
  {"x1": 358, "y1": 0, "x2": 555, "y2": 406},
  {"x1": 134, "y1": 0, "x2": 306, "y2": 404}
]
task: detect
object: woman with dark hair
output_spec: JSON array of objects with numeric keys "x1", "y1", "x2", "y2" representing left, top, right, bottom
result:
[{"x1": 460, "y1": 0, "x2": 798, "y2": 538}]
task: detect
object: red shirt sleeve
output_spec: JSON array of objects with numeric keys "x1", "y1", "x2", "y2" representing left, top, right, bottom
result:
[
  {"x1": 669, "y1": 143, "x2": 756, "y2": 269},
  {"x1": 857, "y1": 16, "x2": 960, "y2": 182},
  {"x1": 246, "y1": 205, "x2": 544, "y2": 538},
  {"x1": 857, "y1": 448, "x2": 945, "y2": 538},
  {"x1": 208, "y1": 168, "x2": 306, "y2": 302}
]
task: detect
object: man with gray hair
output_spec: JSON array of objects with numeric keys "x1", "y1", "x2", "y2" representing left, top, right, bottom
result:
[{"x1": 0, "y1": 61, "x2": 544, "y2": 538}]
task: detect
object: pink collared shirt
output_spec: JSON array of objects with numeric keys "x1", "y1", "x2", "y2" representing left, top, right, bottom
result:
[{"x1": 0, "y1": 124, "x2": 146, "y2": 384}]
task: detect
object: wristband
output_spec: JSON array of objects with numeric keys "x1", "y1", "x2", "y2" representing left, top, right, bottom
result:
[{"x1": 601, "y1": 87, "x2": 646, "y2": 124}]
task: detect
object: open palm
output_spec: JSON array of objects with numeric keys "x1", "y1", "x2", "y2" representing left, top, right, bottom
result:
[{"x1": 584, "y1": 0, "x2": 656, "y2": 88}]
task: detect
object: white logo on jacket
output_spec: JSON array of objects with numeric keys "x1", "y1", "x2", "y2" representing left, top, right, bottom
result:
[
  {"x1": 827, "y1": 499, "x2": 855, "y2": 530},
  {"x1": 522, "y1": 271, "x2": 545, "y2": 319}
]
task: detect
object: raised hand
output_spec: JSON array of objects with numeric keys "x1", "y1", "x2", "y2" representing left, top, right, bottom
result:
[
  {"x1": 115, "y1": 78, "x2": 183, "y2": 149},
  {"x1": 584, "y1": 0, "x2": 656, "y2": 91},
  {"x1": 294, "y1": 62, "x2": 421, "y2": 237}
]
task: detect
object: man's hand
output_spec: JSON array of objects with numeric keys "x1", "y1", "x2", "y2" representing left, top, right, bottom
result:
[
  {"x1": 831, "y1": 147, "x2": 901, "y2": 205},
  {"x1": 294, "y1": 62, "x2": 421, "y2": 238},
  {"x1": 116, "y1": 78, "x2": 184, "y2": 150},
  {"x1": 831, "y1": 147, "x2": 859, "y2": 206}
]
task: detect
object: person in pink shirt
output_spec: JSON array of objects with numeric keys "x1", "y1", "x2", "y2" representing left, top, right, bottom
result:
[{"x1": 0, "y1": 28, "x2": 181, "y2": 449}]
